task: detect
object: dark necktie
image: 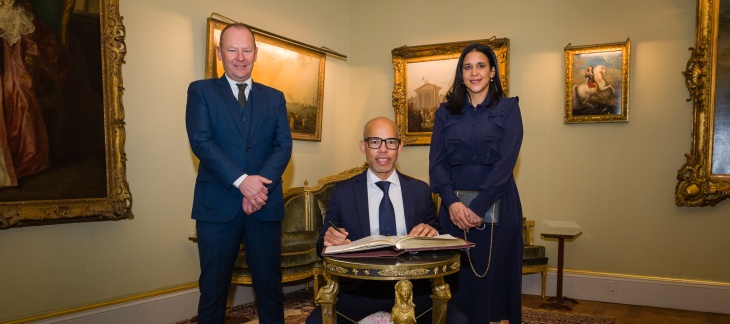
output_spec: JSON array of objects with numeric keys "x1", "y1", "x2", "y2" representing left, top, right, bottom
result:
[
  {"x1": 376, "y1": 181, "x2": 397, "y2": 236},
  {"x1": 236, "y1": 83, "x2": 247, "y2": 109}
]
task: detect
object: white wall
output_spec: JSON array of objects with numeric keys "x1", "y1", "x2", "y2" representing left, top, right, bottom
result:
[{"x1": 2, "y1": 0, "x2": 730, "y2": 322}]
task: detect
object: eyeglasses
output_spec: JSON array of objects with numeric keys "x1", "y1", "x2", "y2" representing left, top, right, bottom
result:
[{"x1": 364, "y1": 137, "x2": 401, "y2": 150}]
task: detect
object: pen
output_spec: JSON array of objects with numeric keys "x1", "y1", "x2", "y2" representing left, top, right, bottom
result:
[
  {"x1": 328, "y1": 220, "x2": 345, "y2": 235},
  {"x1": 328, "y1": 221, "x2": 351, "y2": 243}
]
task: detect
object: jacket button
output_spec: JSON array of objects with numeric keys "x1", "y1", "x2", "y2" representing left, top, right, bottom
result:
[{"x1": 247, "y1": 148, "x2": 252, "y2": 152}]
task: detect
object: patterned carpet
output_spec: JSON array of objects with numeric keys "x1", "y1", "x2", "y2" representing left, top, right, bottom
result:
[{"x1": 176, "y1": 289, "x2": 615, "y2": 324}]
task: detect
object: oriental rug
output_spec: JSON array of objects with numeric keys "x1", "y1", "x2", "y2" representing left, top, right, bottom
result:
[{"x1": 176, "y1": 289, "x2": 615, "y2": 324}]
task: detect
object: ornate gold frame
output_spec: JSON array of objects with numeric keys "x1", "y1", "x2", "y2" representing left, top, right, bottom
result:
[
  {"x1": 205, "y1": 18, "x2": 326, "y2": 141},
  {"x1": 676, "y1": 0, "x2": 730, "y2": 206},
  {"x1": 564, "y1": 40, "x2": 631, "y2": 124},
  {"x1": 391, "y1": 38, "x2": 510, "y2": 146},
  {"x1": 0, "y1": 0, "x2": 132, "y2": 229}
]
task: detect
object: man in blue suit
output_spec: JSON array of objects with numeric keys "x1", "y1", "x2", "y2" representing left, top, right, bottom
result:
[
  {"x1": 186, "y1": 23, "x2": 292, "y2": 324},
  {"x1": 305, "y1": 117, "x2": 443, "y2": 323}
]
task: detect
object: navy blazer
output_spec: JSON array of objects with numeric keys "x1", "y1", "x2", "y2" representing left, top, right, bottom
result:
[
  {"x1": 186, "y1": 76, "x2": 292, "y2": 222},
  {"x1": 316, "y1": 170, "x2": 439, "y2": 255}
]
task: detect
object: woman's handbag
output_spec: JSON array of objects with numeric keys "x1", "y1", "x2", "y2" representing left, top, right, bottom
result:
[
  {"x1": 454, "y1": 190, "x2": 500, "y2": 278},
  {"x1": 454, "y1": 190, "x2": 500, "y2": 224}
]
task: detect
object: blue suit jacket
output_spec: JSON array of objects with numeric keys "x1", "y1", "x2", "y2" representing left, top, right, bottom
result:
[
  {"x1": 316, "y1": 170, "x2": 439, "y2": 255},
  {"x1": 186, "y1": 76, "x2": 292, "y2": 222}
]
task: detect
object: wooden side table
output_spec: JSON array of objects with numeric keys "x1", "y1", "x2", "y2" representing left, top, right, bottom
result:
[
  {"x1": 318, "y1": 251, "x2": 460, "y2": 324},
  {"x1": 539, "y1": 231, "x2": 582, "y2": 311}
]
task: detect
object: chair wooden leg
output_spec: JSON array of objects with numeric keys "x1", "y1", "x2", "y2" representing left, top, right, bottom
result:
[{"x1": 541, "y1": 269, "x2": 547, "y2": 299}]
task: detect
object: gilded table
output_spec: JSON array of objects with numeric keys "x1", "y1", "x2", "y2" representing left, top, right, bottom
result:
[{"x1": 318, "y1": 251, "x2": 460, "y2": 324}]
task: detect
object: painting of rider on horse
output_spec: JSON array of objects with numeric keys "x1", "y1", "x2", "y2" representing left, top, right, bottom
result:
[{"x1": 570, "y1": 51, "x2": 623, "y2": 116}]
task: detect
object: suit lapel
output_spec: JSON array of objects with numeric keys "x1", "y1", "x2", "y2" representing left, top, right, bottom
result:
[
  {"x1": 397, "y1": 171, "x2": 416, "y2": 229},
  {"x1": 216, "y1": 76, "x2": 248, "y2": 142},
  {"x1": 353, "y1": 172, "x2": 371, "y2": 237}
]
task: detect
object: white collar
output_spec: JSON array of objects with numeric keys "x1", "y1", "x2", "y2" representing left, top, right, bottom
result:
[{"x1": 366, "y1": 169, "x2": 400, "y2": 187}]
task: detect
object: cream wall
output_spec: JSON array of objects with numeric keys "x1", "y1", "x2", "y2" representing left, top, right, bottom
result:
[
  {"x1": 0, "y1": 0, "x2": 351, "y2": 321},
  {"x1": 1, "y1": 0, "x2": 729, "y2": 322},
  {"x1": 349, "y1": 0, "x2": 730, "y2": 283}
]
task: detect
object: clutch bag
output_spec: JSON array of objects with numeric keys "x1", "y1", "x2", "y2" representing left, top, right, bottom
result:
[{"x1": 454, "y1": 190, "x2": 500, "y2": 224}]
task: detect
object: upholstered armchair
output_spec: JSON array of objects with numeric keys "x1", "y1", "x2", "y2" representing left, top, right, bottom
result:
[{"x1": 522, "y1": 218, "x2": 548, "y2": 298}]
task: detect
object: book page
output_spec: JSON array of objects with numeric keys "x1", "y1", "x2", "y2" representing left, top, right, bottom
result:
[
  {"x1": 323, "y1": 235, "x2": 394, "y2": 254},
  {"x1": 393, "y1": 234, "x2": 464, "y2": 250},
  {"x1": 323, "y1": 234, "x2": 472, "y2": 256}
]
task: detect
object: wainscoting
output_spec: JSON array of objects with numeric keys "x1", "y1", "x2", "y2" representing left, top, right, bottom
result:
[
  {"x1": 16, "y1": 271, "x2": 730, "y2": 324},
  {"x1": 521, "y1": 269, "x2": 730, "y2": 315}
]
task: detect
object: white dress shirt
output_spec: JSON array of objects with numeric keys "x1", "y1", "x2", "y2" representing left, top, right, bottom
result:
[{"x1": 366, "y1": 170, "x2": 407, "y2": 236}]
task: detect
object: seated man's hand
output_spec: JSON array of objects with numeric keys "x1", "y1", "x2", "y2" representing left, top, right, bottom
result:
[
  {"x1": 409, "y1": 223, "x2": 438, "y2": 237},
  {"x1": 323, "y1": 226, "x2": 351, "y2": 246}
]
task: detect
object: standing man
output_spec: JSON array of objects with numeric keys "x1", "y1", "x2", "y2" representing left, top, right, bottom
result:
[
  {"x1": 186, "y1": 23, "x2": 292, "y2": 324},
  {"x1": 306, "y1": 117, "x2": 466, "y2": 323}
]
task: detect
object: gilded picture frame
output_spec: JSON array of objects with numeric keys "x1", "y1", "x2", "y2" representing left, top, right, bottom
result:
[
  {"x1": 676, "y1": 0, "x2": 730, "y2": 206},
  {"x1": 391, "y1": 38, "x2": 510, "y2": 146},
  {"x1": 0, "y1": 0, "x2": 132, "y2": 229},
  {"x1": 564, "y1": 40, "x2": 631, "y2": 124},
  {"x1": 205, "y1": 18, "x2": 325, "y2": 141}
]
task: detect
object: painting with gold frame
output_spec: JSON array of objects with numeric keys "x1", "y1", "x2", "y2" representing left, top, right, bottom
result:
[
  {"x1": 564, "y1": 40, "x2": 630, "y2": 124},
  {"x1": 676, "y1": 0, "x2": 730, "y2": 206},
  {"x1": 205, "y1": 18, "x2": 325, "y2": 141},
  {"x1": 0, "y1": 0, "x2": 132, "y2": 229},
  {"x1": 391, "y1": 38, "x2": 510, "y2": 146}
]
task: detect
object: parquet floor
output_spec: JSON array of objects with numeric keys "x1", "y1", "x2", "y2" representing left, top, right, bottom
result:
[{"x1": 522, "y1": 294, "x2": 730, "y2": 323}]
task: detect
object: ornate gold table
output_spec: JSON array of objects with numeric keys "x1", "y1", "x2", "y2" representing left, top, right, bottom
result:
[{"x1": 318, "y1": 251, "x2": 460, "y2": 324}]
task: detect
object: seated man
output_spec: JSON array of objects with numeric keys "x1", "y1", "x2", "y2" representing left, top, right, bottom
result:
[{"x1": 306, "y1": 117, "x2": 465, "y2": 323}]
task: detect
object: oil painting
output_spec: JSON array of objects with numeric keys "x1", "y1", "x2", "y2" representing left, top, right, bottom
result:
[
  {"x1": 205, "y1": 18, "x2": 325, "y2": 141},
  {"x1": 0, "y1": 0, "x2": 132, "y2": 229},
  {"x1": 564, "y1": 39, "x2": 630, "y2": 123}
]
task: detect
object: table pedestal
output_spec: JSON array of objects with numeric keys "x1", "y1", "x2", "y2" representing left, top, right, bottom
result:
[
  {"x1": 318, "y1": 251, "x2": 459, "y2": 324},
  {"x1": 539, "y1": 231, "x2": 581, "y2": 311}
]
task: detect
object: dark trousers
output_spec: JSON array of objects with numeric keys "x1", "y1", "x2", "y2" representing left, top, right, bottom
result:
[{"x1": 196, "y1": 210, "x2": 284, "y2": 324}]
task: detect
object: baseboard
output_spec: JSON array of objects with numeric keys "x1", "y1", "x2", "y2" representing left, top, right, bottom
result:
[
  {"x1": 522, "y1": 269, "x2": 730, "y2": 315},
  {"x1": 13, "y1": 284, "x2": 302, "y2": 324},
  {"x1": 10, "y1": 272, "x2": 728, "y2": 323}
]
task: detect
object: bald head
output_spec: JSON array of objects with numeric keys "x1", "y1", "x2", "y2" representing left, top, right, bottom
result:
[
  {"x1": 360, "y1": 117, "x2": 402, "y2": 180},
  {"x1": 362, "y1": 117, "x2": 399, "y2": 139}
]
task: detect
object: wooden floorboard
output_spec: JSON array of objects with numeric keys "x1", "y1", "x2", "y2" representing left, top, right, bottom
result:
[{"x1": 522, "y1": 294, "x2": 730, "y2": 323}]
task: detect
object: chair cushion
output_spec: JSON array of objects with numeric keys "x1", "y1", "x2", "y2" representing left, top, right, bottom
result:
[
  {"x1": 235, "y1": 231, "x2": 320, "y2": 270},
  {"x1": 523, "y1": 245, "x2": 548, "y2": 267},
  {"x1": 524, "y1": 244, "x2": 545, "y2": 259}
]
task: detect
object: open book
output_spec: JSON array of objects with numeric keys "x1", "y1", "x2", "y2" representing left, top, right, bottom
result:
[{"x1": 322, "y1": 234, "x2": 474, "y2": 258}]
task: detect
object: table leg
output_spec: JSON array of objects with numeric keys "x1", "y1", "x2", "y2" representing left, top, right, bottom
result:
[
  {"x1": 540, "y1": 238, "x2": 579, "y2": 310},
  {"x1": 430, "y1": 276, "x2": 451, "y2": 324},
  {"x1": 317, "y1": 273, "x2": 339, "y2": 324}
]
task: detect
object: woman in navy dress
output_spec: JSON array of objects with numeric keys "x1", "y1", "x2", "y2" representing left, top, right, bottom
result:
[{"x1": 429, "y1": 43, "x2": 523, "y2": 323}]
